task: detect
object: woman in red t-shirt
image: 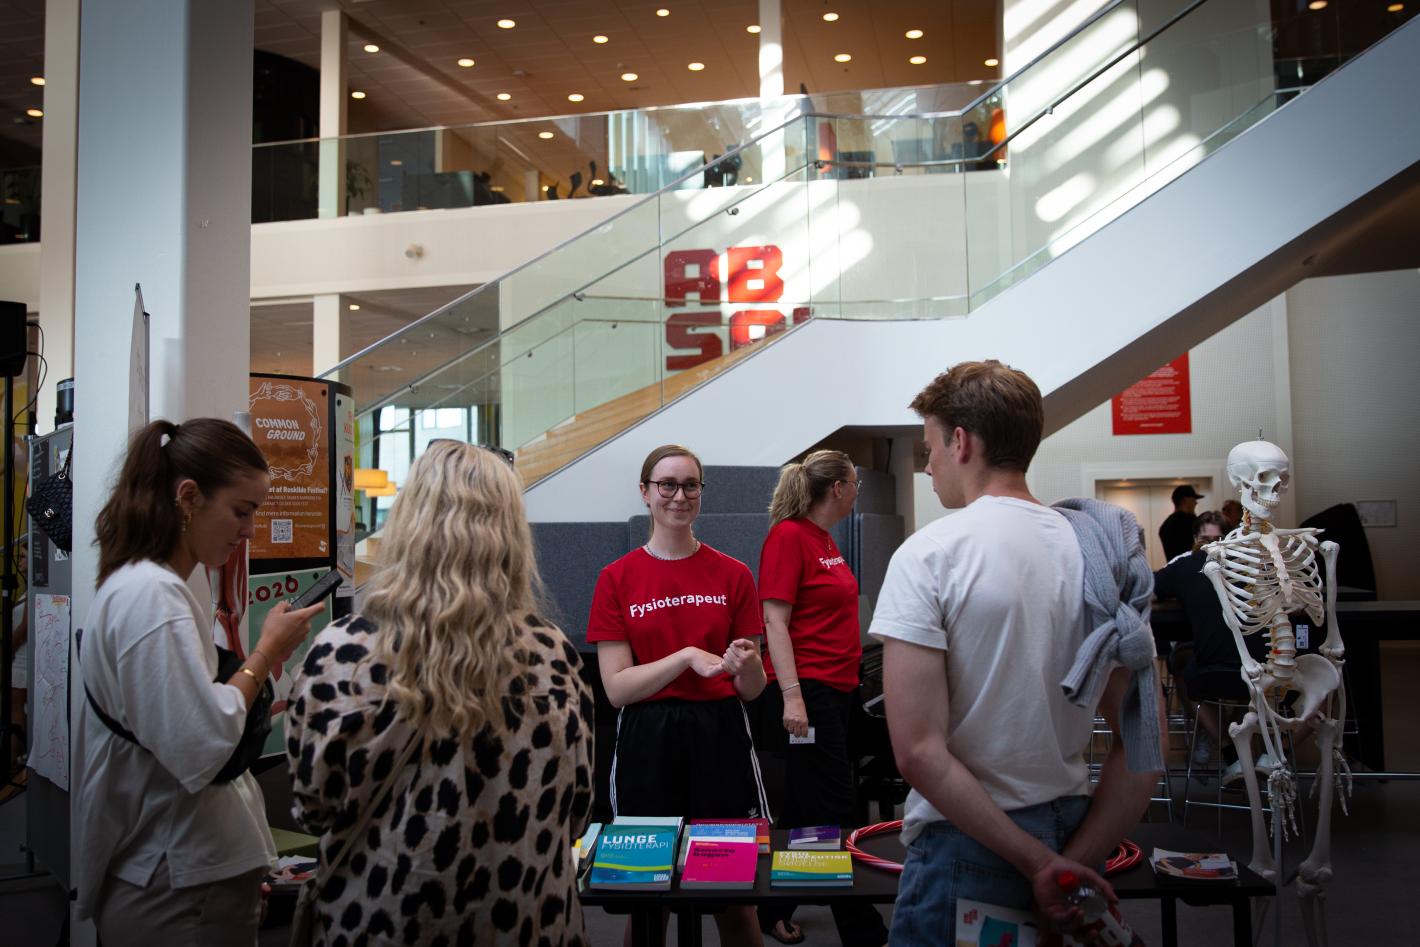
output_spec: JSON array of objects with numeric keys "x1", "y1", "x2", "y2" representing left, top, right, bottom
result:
[
  {"x1": 756, "y1": 450, "x2": 887, "y2": 947},
  {"x1": 587, "y1": 444, "x2": 768, "y2": 947}
]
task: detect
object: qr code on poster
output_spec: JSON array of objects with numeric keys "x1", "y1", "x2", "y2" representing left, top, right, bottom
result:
[{"x1": 271, "y1": 519, "x2": 293, "y2": 544}]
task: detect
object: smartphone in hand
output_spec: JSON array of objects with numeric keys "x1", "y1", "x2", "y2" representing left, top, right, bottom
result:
[{"x1": 289, "y1": 568, "x2": 343, "y2": 609}]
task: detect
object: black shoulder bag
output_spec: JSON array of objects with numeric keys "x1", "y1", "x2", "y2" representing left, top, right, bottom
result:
[
  {"x1": 26, "y1": 448, "x2": 72, "y2": 552},
  {"x1": 77, "y1": 629, "x2": 274, "y2": 783}
]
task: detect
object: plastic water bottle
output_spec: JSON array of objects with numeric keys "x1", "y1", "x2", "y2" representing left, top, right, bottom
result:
[{"x1": 1055, "y1": 870, "x2": 1144, "y2": 946}]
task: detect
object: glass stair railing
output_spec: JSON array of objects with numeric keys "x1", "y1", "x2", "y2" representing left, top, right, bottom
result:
[{"x1": 323, "y1": 0, "x2": 1407, "y2": 517}]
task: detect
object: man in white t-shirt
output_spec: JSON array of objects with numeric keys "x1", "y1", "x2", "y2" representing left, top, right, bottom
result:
[{"x1": 870, "y1": 360, "x2": 1162, "y2": 942}]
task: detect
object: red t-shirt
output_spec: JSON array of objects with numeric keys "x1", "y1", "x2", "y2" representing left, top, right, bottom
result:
[
  {"x1": 758, "y1": 517, "x2": 861, "y2": 692},
  {"x1": 586, "y1": 543, "x2": 762, "y2": 702}
]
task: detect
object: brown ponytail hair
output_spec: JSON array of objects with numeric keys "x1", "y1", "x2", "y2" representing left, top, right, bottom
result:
[
  {"x1": 768, "y1": 449, "x2": 855, "y2": 529},
  {"x1": 95, "y1": 418, "x2": 269, "y2": 585}
]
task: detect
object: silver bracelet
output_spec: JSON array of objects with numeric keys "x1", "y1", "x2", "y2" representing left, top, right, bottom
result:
[{"x1": 781, "y1": 682, "x2": 801, "y2": 693}]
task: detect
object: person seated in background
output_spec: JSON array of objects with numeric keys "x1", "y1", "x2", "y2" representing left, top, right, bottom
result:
[
  {"x1": 1154, "y1": 511, "x2": 1263, "y2": 769},
  {"x1": 287, "y1": 441, "x2": 595, "y2": 945},
  {"x1": 1220, "y1": 499, "x2": 1243, "y2": 533}
]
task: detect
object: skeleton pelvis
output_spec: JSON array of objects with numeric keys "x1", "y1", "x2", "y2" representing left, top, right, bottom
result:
[{"x1": 1265, "y1": 654, "x2": 1340, "y2": 721}]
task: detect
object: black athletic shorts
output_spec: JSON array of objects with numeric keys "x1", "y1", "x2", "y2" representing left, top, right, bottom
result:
[{"x1": 612, "y1": 697, "x2": 770, "y2": 821}]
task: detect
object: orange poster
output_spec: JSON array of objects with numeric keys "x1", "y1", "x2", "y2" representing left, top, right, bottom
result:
[{"x1": 249, "y1": 376, "x2": 331, "y2": 561}]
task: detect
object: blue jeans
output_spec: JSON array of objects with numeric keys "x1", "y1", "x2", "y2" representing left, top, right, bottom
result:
[{"x1": 889, "y1": 795, "x2": 1092, "y2": 945}]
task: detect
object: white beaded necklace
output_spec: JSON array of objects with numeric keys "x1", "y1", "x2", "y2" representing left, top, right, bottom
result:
[{"x1": 643, "y1": 539, "x2": 700, "y2": 561}]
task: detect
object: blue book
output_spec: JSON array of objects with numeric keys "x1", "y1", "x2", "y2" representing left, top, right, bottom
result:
[
  {"x1": 787, "y1": 825, "x2": 841, "y2": 849},
  {"x1": 587, "y1": 824, "x2": 678, "y2": 890}
]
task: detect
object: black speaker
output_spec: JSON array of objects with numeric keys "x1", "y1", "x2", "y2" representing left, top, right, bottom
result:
[{"x1": 0, "y1": 301, "x2": 26, "y2": 378}]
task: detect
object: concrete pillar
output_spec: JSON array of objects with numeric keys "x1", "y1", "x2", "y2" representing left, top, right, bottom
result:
[
  {"x1": 524, "y1": 168, "x2": 541, "y2": 202},
  {"x1": 318, "y1": 9, "x2": 348, "y2": 219},
  {"x1": 36, "y1": 0, "x2": 80, "y2": 435},
  {"x1": 312, "y1": 293, "x2": 346, "y2": 376},
  {"x1": 72, "y1": 0, "x2": 255, "y2": 629},
  {"x1": 758, "y1": 0, "x2": 784, "y2": 98}
]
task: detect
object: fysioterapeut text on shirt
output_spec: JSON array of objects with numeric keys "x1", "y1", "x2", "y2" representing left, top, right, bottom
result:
[{"x1": 628, "y1": 593, "x2": 729, "y2": 619}]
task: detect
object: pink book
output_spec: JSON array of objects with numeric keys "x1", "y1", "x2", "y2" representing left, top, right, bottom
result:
[{"x1": 680, "y1": 838, "x2": 758, "y2": 890}]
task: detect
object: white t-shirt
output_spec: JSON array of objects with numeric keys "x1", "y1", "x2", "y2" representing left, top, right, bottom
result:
[
  {"x1": 72, "y1": 560, "x2": 276, "y2": 918},
  {"x1": 869, "y1": 496, "x2": 1093, "y2": 844}
]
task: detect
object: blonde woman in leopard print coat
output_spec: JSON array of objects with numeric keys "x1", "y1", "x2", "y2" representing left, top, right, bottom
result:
[{"x1": 287, "y1": 442, "x2": 594, "y2": 946}]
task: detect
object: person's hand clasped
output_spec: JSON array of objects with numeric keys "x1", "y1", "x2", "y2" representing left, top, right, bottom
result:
[
  {"x1": 685, "y1": 647, "x2": 725, "y2": 678},
  {"x1": 720, "y1": 637, "x2": 761, "y2": 676},
  {"x1": 255, "y1": 600, "x2": 326, "y2": 665},
  {"x1": 1029, "y1": 854, "x2": 1117, "y2": 935}
]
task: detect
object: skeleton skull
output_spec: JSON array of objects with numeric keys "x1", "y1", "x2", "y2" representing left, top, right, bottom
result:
[{"x1": 1227, "y1": 439, "x2": 1291, "y2": 520}]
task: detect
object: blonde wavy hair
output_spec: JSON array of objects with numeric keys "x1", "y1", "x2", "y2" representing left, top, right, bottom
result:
[
  {"x1": 364, "y1": 441, "x2": 544, "y2": 734},
  {"x1": 768, "y1": 449, "x2": 856, "y2": 529}
]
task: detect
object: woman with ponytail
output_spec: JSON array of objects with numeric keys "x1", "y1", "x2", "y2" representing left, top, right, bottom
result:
[
  {"x1": 73, "y1": 418, "x2": 324, "y2": 946},
  {"x1": 757, "y1": 450, "x2": 888, "y2": 947}
]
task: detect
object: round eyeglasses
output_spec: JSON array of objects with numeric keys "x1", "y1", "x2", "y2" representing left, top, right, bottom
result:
[{"x1": 644, "y1": 478, "x2": 705, "y2": 499}]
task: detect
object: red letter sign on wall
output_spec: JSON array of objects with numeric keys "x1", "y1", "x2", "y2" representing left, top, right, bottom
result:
[{"x1": 662, "y1": 245, "x2": 790, "y2": 369}]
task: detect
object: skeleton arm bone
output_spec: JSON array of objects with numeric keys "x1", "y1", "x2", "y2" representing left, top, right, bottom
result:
[
  {"x1": 1319, "y1": 540, "x2": 1345, "y2": 661},
  {"x1": 1204, "y1": 559, "x2": 1264, "y2": 679}
]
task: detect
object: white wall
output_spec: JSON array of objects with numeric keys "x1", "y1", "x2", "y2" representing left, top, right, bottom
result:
[
  {"x1": 1286, "y1": 269, "x2": 1420, "y2": 600},
  {"x1": 0, "y1": 244, "x2": 40, "y2": 309}
]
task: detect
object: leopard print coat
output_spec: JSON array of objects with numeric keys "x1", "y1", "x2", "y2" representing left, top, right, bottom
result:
[{"x1": 287, "y1": 614, "x2": 594, "y2": 946}]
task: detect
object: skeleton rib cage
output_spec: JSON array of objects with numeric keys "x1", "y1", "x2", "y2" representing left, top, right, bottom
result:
[{"x1": 1209, "y1": 526, "x2": 1326, "y2": 637}]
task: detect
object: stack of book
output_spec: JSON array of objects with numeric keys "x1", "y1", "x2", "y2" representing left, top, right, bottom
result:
[
  {"x1": 586, "y1": 817, "x2": 682, "y2": 891},
  {"x1": 787, "y1": 825, "x2": 841, "y2": 850},
  {"x1": 691, "y1": 817, "x2": 771, "y2": 853},
  {"x1": 770, "y1": 850, "x2": 854, "y2": 887}
]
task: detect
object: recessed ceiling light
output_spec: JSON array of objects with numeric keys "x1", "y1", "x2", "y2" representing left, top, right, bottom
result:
[
  {"x1": 538, "y1": 131, "x2": 554, "y2": 139},
  {"x1": 984, "y1": 58, "x2": 1000, "y2": 67},
  {"x1": 458, "y1": 57, "x2": 476, "y2": 67},
  {"x1": 905, "y1": 29, "x2": 923, "y2": 39},
  {"x1": 1307, "y1": 0, "x2": 1327, "y2": 8},
  {"x1": 909, "y1": 55, "x2": 927, "y2": 65},
  {"x1": 747, "y1": 24, "x2": 761, "y2": 34},
  {"x1": 490, "y1": 185, "x2": 505, "y2": 192},
  {"x1": 26, "y1": 108, "x2": 43, "y2": 118},
  {"x1": 568, "y1": 92, "x2": 585, "y2": 102},
  {"x1": 497, "y1": 18, "x2": 516, "y2": 29},
  {"x1": 363, "y1": 43, "x2": 379, "y2": 53},
  {"x1": 30, "y1": 76, "x2": 45, "y2": 86},
  {"x1": 593, "y1": 34, "x2": 609, "y2": 43},
  {"x1": 687, "y1": 61, "x2": 705, "y2": 71},
  {"x1": 621, "y1": 72, "x2": 638, "y2": 81},
  {"x1": 968, "y1": 79, "x2": 984, "y2": 86},
  {"x1": 350, "y1": 90, "x2": 366, "y2": 99},
  {"x1": 823, "y1": 12, "x2": 839, "y2": 21},
  {"x1": 389, "y1": 159, "x2": 403, "y2": 166},
  {"x1": 541, "y1": 185, "x2": 550, "y2": 192},
  {"x1": 1387, "y1": 2, "x2": 1404, "y2": 10},
  {"x1": 744, "y1": 176, "x2": 754, "y2": 183},
  {"x1": 656, "y1": 8, "x2": 670, "y2": 16},
  {"x1": 834, "y1": 53, "x2": 851, "y2": 63},
  {"x1": 348, "y1": 303, "x2": 361, "y2": 311},
  {"x1": 591, "y1": 178, "x2": 605, "y2": 186},
  {"x1": 497, "y1": 92, "x2": 511, "y2": 101}
]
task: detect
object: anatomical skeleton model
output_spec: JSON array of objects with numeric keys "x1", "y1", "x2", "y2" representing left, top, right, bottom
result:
[{"x1": 1202, "y1": 440, "x2": 1349, "y2": 947}]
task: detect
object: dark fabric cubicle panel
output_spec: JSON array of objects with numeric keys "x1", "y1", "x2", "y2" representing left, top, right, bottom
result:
[
  {"x1": 531, "y1": 521, "x2": 630, "y2": 647},
  {"x1": 856, "y1": 513, "x2": 906, "y2": 610},
  {"x1": 699, "y1": 465, "x2": 781, "y2": 514}
]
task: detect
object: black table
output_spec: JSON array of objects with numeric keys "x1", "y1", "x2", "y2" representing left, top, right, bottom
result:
[
  {"x1": 579, "y1": 829, "x2": 898, "y2": 947},
  {"x1": 580, "y1": 823, "x2": 1273, "y2": 947}
]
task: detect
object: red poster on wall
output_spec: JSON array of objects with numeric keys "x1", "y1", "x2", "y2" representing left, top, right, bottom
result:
[{"x1": 1112, "y1": 354, "x2": 1192, "y2": 435}]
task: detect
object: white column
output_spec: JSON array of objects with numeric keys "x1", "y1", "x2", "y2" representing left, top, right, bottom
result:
[
  {"x1": 524, "y1": 168, "x2": 541, "y2": 202},
  {"x1": 35, "y1": 0, "x2": 80, "y2": 435},
  {"x1": 758, "y1": 0, "x2": 788, "y2": 184},
  {"x1": 72, "y1": 0, "x2": 255, "y2": 641},
  {"x1": 312, "y1": 293, "x2": 345, "y2": 376},
  {"x1": 758, "y1": 0, "x2": 784, "y2": 98},
  {"x1": 318, "y1": 9, "x2": 348, "y2": 219}
]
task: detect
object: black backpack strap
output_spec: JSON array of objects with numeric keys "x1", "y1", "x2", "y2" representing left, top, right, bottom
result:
[{"x1": 75, "y1": 628, "x2": 146, "y2": 750}]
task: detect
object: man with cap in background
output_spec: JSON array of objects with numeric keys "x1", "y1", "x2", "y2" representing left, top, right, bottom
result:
[{"x1": 1159, "y1": 485, "x2": 1204, "y2": 561}]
